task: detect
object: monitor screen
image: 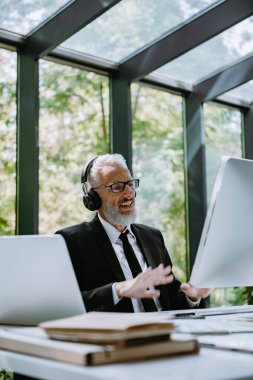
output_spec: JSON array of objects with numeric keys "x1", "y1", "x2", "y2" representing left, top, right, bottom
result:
[{"x1": 190, "y1": 157, "x2": 253, "y2": 288}]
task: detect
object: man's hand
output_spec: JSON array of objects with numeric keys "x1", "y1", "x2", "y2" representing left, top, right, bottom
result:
[
  {"x1": 180, "y1": 283, "x2": 211, "y2": 302},
  {"x1": 116, "y1": 264, "x2": 173, "y2": 299}
]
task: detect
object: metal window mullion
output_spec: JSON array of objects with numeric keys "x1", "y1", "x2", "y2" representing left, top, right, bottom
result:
[
  {"x1": 184, "y1": 94, "x2": 207, "y2": 276},
  {"x1": 16, "y1": 53, "x2": 39, "y2": 234},
  {"x1": 109, "y1": 75, "x2": 132, "y2": 173},
  {"x1": 194, "y1": 54, "x2": 253, "y2": 102},
  {"x1": 243, "y1": 106, "x2": 253, "y2": 160}
]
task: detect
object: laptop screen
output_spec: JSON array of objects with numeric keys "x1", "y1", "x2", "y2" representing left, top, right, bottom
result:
[{"x1": 0, "y1": 235, "x2": 85, "y2": 325}]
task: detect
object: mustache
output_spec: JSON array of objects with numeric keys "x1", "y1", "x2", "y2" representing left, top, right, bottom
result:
[{"x1": 119, "y1": 191, "x2": 137, "y2": 202}]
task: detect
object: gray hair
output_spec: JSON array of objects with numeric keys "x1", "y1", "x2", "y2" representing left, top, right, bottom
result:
[{"x1": 87, "y1": 154, "x2": 128, "y2": 188}]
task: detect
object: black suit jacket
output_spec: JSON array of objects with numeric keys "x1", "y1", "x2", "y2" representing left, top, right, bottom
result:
[{"x1": 57, "y1": 217, "x2": 200, "y2": 312}]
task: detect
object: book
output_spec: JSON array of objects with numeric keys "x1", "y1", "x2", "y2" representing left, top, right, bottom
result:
[
  {"x1": 0, "y1": 327, "x2": 199, "y2": 366},
  {"x1": 39, "y1": 312, "x2": 176, "y2": 345}
]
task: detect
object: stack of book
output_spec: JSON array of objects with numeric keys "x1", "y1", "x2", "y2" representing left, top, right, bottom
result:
[{"x1": 0, "y1": 312, "x2": 199, "y2": 365}]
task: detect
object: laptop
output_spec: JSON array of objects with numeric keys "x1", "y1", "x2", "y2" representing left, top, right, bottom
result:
[
  {"x1": 190, "y1": 156, "x2": 253, "y2": 288},
  {"x1": 0, "y1": 234, "x2": 85, "y2": 325}
]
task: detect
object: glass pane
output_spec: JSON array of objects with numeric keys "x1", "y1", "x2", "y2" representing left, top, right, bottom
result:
[
  {"x1": 156, "y1": 16, "x2": 253, "y2": 85},
  {"x1": 221, "y1": 80, "x2": 253, "y2": 105},
  {"x1": 0, "y1": 0, "x2": 70, "y2": 34},
  {"x1": 0, "y1": 49, "x2": 16, "y2": 235},
  {"x1": 39, "y1": 61, "x2": 109, "y2": 234},
  {"x1": 204, "y1": 103, "x2": 246, "y2": 307},
  {"x1": 204, "y1": 103, "x2": 242, "y2": 202},
  {"x1": 62, "y1": 0, "x2": 218, "y2": 63},
  {"x1": 132, "y1": 83, "x2": 186, "y2": 282}
]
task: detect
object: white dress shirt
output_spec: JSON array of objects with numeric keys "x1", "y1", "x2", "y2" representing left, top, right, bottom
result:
[{"x1": 98, "y1": 214, "x2": 199, "y2": 312}]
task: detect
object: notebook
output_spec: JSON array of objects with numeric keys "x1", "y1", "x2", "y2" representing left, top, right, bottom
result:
[{"x1": 0, "y1": 235, "x2": 85, "y2": 325}]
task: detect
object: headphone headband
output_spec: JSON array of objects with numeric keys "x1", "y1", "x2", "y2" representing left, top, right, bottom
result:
[
  {"x1": 81, "y1": 156, "x2": 101, "y2": 211},
  {"x1": 81, "y1": 156, "x2": 98, "y2": 184}
]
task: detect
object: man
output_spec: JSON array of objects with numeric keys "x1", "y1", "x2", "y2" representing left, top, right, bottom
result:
[{"x1": 57, "y1": 154, "x2": 210, "y2": 312}]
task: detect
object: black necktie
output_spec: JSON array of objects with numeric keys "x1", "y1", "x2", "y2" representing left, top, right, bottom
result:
[{"x1": 119, "y1": 231, "x2": 158, "y2": 312}]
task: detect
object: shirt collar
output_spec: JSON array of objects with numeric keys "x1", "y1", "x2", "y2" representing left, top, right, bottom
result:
[{"x1": 98, "y1": 213, "x2": 135, "y2": 244}]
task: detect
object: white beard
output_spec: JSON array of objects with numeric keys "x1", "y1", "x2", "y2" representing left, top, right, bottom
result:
[{"x1": 103, "y1": 205, "x2": 137, "y2": 226}]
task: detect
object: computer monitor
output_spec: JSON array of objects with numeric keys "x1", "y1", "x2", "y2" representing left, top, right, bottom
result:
[
  {"x1": 0, "y1": 235, "x2": 85, "y2": 325},
  {"x1": 190, "y1": 157, "x2": 253, "y2": 288}
]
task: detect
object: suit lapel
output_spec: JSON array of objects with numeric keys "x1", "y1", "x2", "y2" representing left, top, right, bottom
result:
[
  {"x1": 91, "y1": 218, "x2": 126, "y2": 282},
  {"x1": 131, "y1": 224, "x2": 159, "y2": 268},
  {"x1": 131, "y1": 224, "x2": 171, "y2": 310}
]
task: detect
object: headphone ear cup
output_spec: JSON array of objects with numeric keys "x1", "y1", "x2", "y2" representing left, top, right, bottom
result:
[{"x1": 82, "y1": 189, "x2": 101, "y2": 211}]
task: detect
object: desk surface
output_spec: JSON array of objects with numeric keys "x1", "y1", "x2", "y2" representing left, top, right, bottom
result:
[
  {"x1": 1, "y1": 345, "x2": 253, "y2": 380},
  {"x1": 2, "y1": 307, "x2": 253, "y2": 380}
]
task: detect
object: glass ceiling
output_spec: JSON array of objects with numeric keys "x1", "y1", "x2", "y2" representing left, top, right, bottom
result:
[
  {"x1": 61, "y1": 0, "x2": 219, "y2": 63},
  {"x1": 155, "y1": 16, "x2": 253, "y2": 85},
  {"x1": 0, "y1": 0, "x2": 252, "y2": 105},
  {"x1": 0, "y1": 0, "x2": 70, "y2": 35}
]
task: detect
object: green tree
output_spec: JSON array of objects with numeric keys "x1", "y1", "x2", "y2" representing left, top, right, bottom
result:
[
  {"x1": 0, "y1": 49, "x2": 16, "y2": 235},
  {"x1": 39, "y1": 60, "x2": 109, "y2": 233},
  {"x1": 132, "y1": 83, "x2": 186, "y2": 281},
  {"x1": 0, "y1": 369, "x2": 12, "y2": 380}
]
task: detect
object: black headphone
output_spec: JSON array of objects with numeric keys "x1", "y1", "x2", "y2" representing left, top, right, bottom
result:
[{"x1": 81, "y1": 156, "x2": 102, "y2": 211}]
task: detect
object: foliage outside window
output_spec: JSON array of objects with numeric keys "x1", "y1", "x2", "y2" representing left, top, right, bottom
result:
[
  {"x1": 204, "y1": 102, "x2": 248, "y2": 306},
  {"x1": 39, "y1": 60, "x2": 109, "y2": 234},
  {"x1": 0, "y1": 49, "x2": 16, "y2": 235},
  {"x1": 132, "y1": 83, "x2": 186, "y2": 282},
  {"x1": 0, "y1": 369, "x2": 12, "y2": 380}
]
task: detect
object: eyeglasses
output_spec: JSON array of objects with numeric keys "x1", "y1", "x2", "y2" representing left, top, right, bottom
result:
[{"x1": 91, "y1": 179, "x2": 140, "y2": 193}]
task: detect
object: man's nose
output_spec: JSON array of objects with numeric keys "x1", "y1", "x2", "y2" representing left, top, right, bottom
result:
[{"x1": 124, "y1": 183, "x2": 135, "y2": 195}]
